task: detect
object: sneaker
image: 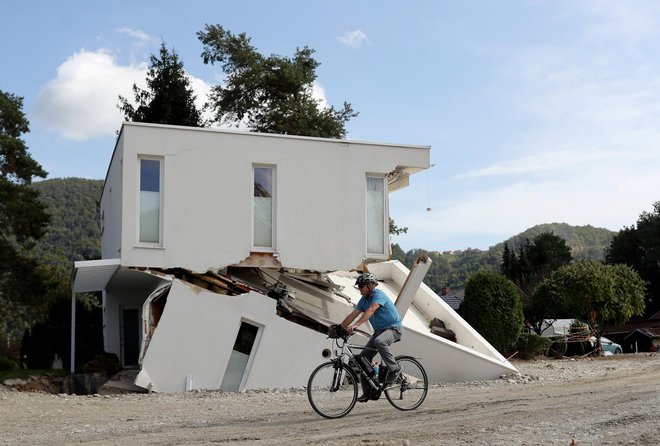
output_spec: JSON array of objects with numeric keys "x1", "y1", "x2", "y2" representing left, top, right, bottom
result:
[
  {"x1": 357, "y1": 393, "x2": 370, "y2": 403},
  {"x1": 384, "y1": 368, "x2": 401, "y2": 384}
]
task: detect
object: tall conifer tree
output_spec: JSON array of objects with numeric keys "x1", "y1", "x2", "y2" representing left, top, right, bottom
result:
[{"x1": 119, "y1": 43, "x2": 202, "y2": 127}]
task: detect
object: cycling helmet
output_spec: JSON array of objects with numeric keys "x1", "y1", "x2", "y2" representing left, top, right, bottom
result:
[{"x1": 355, "y1": 273, "x2": 378, "y2": 287}]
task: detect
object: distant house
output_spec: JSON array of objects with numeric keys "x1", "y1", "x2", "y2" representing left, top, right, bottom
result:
[
  {"x1": 604, "y1": 311, "x2": 660, "y2": 353},
  {"x1": 439, "y1": 286, "x2": 465, "y2": 311},
  {"x1": 70, "y1": 122, "x2": 517, "y2": 392},
  {"x1": 622, "y1": 328, "x2": 660, "y2": 352}
]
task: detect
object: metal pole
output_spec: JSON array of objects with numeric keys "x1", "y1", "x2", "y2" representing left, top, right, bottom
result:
[{"x1": 70, "y1": 292, "x2": 76, "y2": 373}]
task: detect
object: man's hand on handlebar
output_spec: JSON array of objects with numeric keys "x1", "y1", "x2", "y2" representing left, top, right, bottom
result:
[{"x1": 328, "y1": 324, "x2": 350, "y2": 339}]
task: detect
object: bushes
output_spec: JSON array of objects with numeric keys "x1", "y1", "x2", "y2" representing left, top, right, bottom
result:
[
  {"x1": 19, "y1": 296, "x2": 104, "y2": 373},
  {"x1": 82, "y1": 352, "x2": 122, "y2": 377},
  {"x1": 462, "y1": 270, "x2": 524, "y2": 354},
  {"x1": 516, "y1": 333, "x2": 552, "y2": 359},
  {"x1": 0, "y1": 356, "x2": 20, "y2": 372},
  {"x1": 21, "y1": 323, "x2": 55, "y2": 369}
]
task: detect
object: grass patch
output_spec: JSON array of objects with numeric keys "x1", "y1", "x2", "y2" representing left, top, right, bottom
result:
[{"x1": 0, "y1": 369, "x2": 67, "y2": 381}]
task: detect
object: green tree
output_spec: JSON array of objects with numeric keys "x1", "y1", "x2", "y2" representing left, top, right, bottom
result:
[
  {"x1": 526, "y1": 232, "x2": 573, "y2": 273},
  {"x1": 32, "y1": 178, "x2": 102, "y2": 277},
  {"x1": 461, "y1": 271, "x2": 523, "y2": 354},
  {"x1": 501, "y1": 232, "x2": 572, "y2": 333},
  {"x1": 0, "y1": 90, "x2": 50, "y2": 345},
  {"x1": 389, "y1": 218, "x2": 408, "y2": 237},
  {"x1": 198, "y1": 24, "x2": 357, "y2": 138},
  {"x1": 391, "y1": 243, "x2": 406, "y2": 264},
  {"x1": 119, "y1": 42, "x2": 202, "y2": 127},
  {"x1": 26, "y1": 178, "x2": 104, "y2": 369},
  {"x1": 606, "y1": 201, "x2": 660, "y2": 317},
  {"x1": 535, "y1": 261, "x2": 645, "y2": 353}
]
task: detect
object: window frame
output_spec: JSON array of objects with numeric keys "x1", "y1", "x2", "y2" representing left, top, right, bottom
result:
[
  {"x1": 251, "y1": 164, "x2": 276, "y2": 252},
  {"x1": 137, "y1": 156, "x2": 164, "y2": 247},
  {"x1": 220, "y1": 318, "x2": 264, "y2": 391},
  {"x1": 365, "y1": 174, "x2": 389, "y2": 258}
]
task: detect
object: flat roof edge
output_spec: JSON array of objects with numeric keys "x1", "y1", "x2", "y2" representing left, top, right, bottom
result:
[{"x1": 120, "y1": 121, "x2": 431, "y2": 151}]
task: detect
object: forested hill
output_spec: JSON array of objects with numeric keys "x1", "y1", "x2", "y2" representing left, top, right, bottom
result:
[
  {"x1": 392, "y1": 223, "x2": 617, "y2": 293},
  {"x1": 495, "y1": 223, "x2": 616, "y2": 261},
  {"x1": 31, "y1": 178, "x2": 103, "y2": 276},
  {"x1": 30, "y1": 178, "x2": 616, "y2": 294}
]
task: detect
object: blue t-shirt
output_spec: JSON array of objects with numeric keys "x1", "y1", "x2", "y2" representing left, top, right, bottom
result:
[{"x1": 356, "y1": 288, "x2": 402, "y2": 331}]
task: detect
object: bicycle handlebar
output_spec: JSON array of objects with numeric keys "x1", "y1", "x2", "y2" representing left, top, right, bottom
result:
[{"x1": 327, "y1": 324, "x2": 370, "y2": 341}]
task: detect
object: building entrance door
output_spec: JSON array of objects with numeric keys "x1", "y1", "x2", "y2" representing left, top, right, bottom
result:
[
  {"x1": 220, "y1": 321, "x2": 261, "y2": 391},
  {"x1": 121, "y1": 308, "x2": 140, "y2": 367}
]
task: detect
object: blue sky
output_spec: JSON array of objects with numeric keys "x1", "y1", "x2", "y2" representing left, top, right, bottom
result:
[{"x1": 3, "y1": 1, "x2": 660, "y2": 252}]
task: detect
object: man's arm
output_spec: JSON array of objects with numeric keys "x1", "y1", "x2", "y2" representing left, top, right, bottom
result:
[
  {"x1": 340, "y1": 309, "x2": 361, "y2": 329},
  {"x1": 347, "y1": 302, "x2": 380, "y2": 334}
]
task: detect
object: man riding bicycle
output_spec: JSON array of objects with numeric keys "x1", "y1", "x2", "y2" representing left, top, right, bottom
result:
[{"x1": 340, "y1": 273, "x2": 402, "y2": 402}]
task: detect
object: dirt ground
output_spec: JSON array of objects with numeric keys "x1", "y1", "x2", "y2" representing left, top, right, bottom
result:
[{"x1": 1, "y1": 353, "x2": 659, "y2": 446}]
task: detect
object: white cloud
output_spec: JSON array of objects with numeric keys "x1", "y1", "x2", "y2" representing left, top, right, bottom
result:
[
  {"x1": 115, "y1": 27, "x2": 159, "y2": 65},
  {"x1": 33, "y1": 49, "x2": 145, "y2": 140},
  {"x1": 502, "y1": 4, "x2": 660, "y2": 144},
  {"x1": 404, "y1": 159, "x2": 660, "y2": 249},
  {"x1": 188, "y1": 75, "x2": 213, "y2": 123},
  {"x1": 115, "y1": 27, "x2": 152, "y2": 43},
  {"x1": 337, "y1": 30, "x2": 369, "y2": 48},
  {"x1": 421, "y1": 2, "x2": 660, "y2": 245},
  {"x1": 33, "y1": 49, "x2": 212, "y2": 140},
  {"x1": 392, "y1": 4, "x2": 660, "y2": 251},
  {"x1": 576, "y1": 1, "x2": 660, "y2": 44},
  {"x1": 311, "y1": 82, "x2": 329, "y2": 108},
  {"x1": 458, "y1": 149, "x2": 627, "y2": 178},
  {"x1": 423, "y1": 141, "x2": 660, "y2": 242}
]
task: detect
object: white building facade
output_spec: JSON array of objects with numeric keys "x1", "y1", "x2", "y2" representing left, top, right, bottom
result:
[{"x1": 71, "y1": 122, "x2": 516, "y2": 393}]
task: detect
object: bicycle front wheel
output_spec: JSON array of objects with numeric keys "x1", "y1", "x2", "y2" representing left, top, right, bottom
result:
[
  {"x1": 384, "y1": 355, "x2": 428, "y2": 411},
  {"x1": 307, "y1": 362, "x2": 358, "y2": 419}
]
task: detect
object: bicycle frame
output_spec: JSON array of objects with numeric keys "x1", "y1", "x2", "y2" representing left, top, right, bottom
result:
[{"x1": 330, "y1": 336, "x2": 381, "y2": 391}]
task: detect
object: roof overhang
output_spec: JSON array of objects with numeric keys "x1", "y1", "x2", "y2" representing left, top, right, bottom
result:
[
  {"x1": 388, "y1": 166, "x2": 426, "y2": 193},
  {"x1": 70, "y1": 258, "x2": 121, "y2": 293}
]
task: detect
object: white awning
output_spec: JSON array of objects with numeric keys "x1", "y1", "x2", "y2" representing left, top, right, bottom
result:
[{"x1": 70, "y1": 258, "x2": 121, "y2": 293}]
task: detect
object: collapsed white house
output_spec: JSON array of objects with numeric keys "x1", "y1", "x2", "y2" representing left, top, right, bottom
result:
[{"x1": 70, "y1": 122, "x2": 517, "y2": 393}]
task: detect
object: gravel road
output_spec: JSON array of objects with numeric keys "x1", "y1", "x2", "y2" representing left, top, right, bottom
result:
[{"x1": 1, "y1": 354, "x2": 659, "y2": 446}]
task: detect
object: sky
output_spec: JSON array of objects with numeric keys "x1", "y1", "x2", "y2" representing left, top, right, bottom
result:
[{"x1": 3, "y1": 1, "x2": 660, "y2": 252}]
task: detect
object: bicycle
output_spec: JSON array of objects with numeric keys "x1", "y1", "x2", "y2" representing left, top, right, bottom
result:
[{"x1": 307, "y1": 324, "x2": 428, "y2": 419}]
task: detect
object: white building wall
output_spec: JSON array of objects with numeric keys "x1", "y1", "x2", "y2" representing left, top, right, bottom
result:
[
  {"x1": 100, "y1": 131, "x2": 124, "y2": 260},
  {"x1": 392, "y1": 328, "x2": 516, "y2": 382},
  {"x1": 137, "y1": 281, "x2": 333, "y2": 392},
  {"x1": 108, "y1": 123, "x2": 429, "y2": 272},
  {"x1": 136, "y1": 275, "x2": 517, "y2": 393}
]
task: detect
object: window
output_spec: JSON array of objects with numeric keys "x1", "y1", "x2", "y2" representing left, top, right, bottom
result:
[
  {"x1": 366, "y1": 176, "x2": 387, "y2": 255},
  {"x1": 139, "y1": 158, "x2": 162, "y2": 244},
  {"x1": 253, "y1": 166, "x2": 275, "y2": 249}
]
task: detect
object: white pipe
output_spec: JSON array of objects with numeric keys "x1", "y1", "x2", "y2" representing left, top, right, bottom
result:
[{"x1": 394, "y1": 255, "x2": 432, "y2": 318}]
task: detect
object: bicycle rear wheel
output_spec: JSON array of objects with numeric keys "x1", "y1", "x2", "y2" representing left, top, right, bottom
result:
[
  {"x1": 384, "y1": 355, "x2": 428, "y2": 411},
  {"x1": 307, "y1": 361, "x2": 358, "y2": 419}
]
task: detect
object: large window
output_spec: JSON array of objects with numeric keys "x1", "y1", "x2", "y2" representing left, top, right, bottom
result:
[
  {"x1": 139, "y1": 158, "x2": 162, "y2": 244},
  {"x1": 253, "y1": 166, "x2": 275, "y2": 249},
  {"x1": 366, "y1": 176, "x2": 386, "y2": 255}
]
